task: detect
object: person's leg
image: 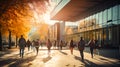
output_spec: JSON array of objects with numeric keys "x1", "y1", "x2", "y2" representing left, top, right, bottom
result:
[
  {"x1": 20, "y1": 48, "x2": 22, "y2": 57},
  {"x1": 28, "y1": 46, "x2": 29, "y2": 51},
  {"x1": 22, "y1": 48, "x2": 24, "y2": 58},
  {"x1": 80, "y1": 50, "x2": 84, "y2": 61},
  {"x1": 35, "y1": 47, "x2": 38, "y2": 55},
  {"x1": 37, "y1": 47, "x2": 39, "y2": 55},
  {"x1": 71, "y1": 48, "x2": 73, "y2": 54},
  {"x1": 48, "y1": 47, "x2": 50, "y2": 55},
  {"x1": 90, "y1": 47, "x2": 93, "y2": 58}
]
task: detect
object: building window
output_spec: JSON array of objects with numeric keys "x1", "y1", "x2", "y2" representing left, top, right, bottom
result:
[
  {"x1": 99, "y1": 11, "x2": 103, "y2": 25},
  {"x1": 103, "y1": 9, "x2": 107, "y2": 23},
  {"x1": 119, "y1": 5, "x2": 120, "y2": 19},
  {"x1": 92, "y1": 14, "x2": 96, "y2": 29},
  {"x1": 96, "y1": 13, "x2": 99, "y2": 25},
  {"x1": 112, "y1": 5, "x2": 118, "y2": 21},
  {"x1": 107, "y1": 8, "x2": 112, "y2": 22},
  {"x1": 119, "y1": 5, "x2": 120, "y2": 24}
]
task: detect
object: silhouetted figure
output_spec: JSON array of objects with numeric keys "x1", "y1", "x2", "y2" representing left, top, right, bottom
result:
[
  {"x1": 54, "y1": 40, "x2": 57, "y2": 49},
  {"x1": 60, "y1": 40, "x2": 63, "y2": 50},
  {"x1": 34, "y1": 39, "x2": 40, "y2": 55},
  {"x1": 26, "y1": 39, "x2": 31, "y2": 51},
  {"x1": 46, "y1": 39, "x2": 52, "y2": 55},
  {"x1": 94, "y1": 40, "x2": 100, "y2": 55},
  {"x1": 78, "y1": 37, "x2": 85, "y2": 61},
  {"x1": 18, "y1": 35, "x2": 26, "y2": 58},
  {"x1": 57, "y1": 41, "x2": 59, "y2": 50},
  {"x1": 32, "y1": 40, "x2": 35, "y2": 51},
  {"x1": 69, "y1": 40, "x2": 74, "y2": 55},
  {"x1": 39, "y1": 40, "x2": 42, "y2": 48},
  {"x1": 88, "y1": 39, "x2": 95, "y2": 58}
]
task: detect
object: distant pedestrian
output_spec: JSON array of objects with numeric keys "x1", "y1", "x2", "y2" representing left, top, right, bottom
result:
[
  {"x1": 57, "y1": 41, "x2": 59, "y2": 50},
  {"x1": 69, "y1": 40, "x2": 75, "y2": 55},
  {"x1": 31, "y1": 40, "x2": 35, "y2": 51},
  {"x1": 18, "y1": 35, "x2": 26, "y2": 58},
  {"x1": 53, "y1": 40, "x2": 57, "y2": 49},
  {"x1": 94, "y1": 40, "x2": 100, "y2": 55},
  {"x1": 60, "y1": 40, "x2": 63, "y2": 50},
  {"x1": 78, "y1": 37, "x2": 85, "y2": 61},
  {"x1": 39, "y1": 40, "x2": 42, "y2": 48},
  {"x1": 34, "y1": 39, "x2": 40, "y2": 55},
  {"x1": 26, "y1": 39, "x2": 31, "y2": 51},
  {"x1": 88, "y1": 38, "x2": 95, "y2": 58},
  {"x1": 46, "y1": 39, "x2": 52, "y2": 55}
]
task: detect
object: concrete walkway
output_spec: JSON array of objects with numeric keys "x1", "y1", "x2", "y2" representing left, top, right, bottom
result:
[{"x1": 0, "y1": 47, "x2": 120, "y2": 67}]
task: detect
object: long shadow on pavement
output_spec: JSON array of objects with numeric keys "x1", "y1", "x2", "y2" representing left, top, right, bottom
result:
[
  {"x1": 74, "y1": 55, "x2": 120, "y2": 67},
  {"x1": 42, "y1": 56, "x2": 52, "y2": 63},
  {"x1": 0, "y1": 49, "x2": 17, "y2": 57},
  {"x1": 74, "y1": 56, "x2": 98, "y2": 67},
  {"x1": 8, "y1": 55, "x2": 36, "y2": 67},
  {"x1": 59, "y1": 51, "x2": 68, "y2": 55},
  {"x1": 0, "y1": 58, "x2": 17, "y2": 66}
]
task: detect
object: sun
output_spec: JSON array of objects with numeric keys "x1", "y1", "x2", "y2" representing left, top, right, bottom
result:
[
  {"x1": 43, "y1": 13, "x2": 57, "y2": 25},
  {"x1": 43, "y1": 14, "x2": 50, "y2": 23}
]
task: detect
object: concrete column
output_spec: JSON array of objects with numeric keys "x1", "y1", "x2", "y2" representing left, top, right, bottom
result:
[{"x1": 60, "y1": 21, "x2": 65, "y2": 41}]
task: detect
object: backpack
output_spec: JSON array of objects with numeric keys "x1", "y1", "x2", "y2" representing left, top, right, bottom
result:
[
  {"x1": 89, "y1": 40, "x2": 95, "y2": 48},
  {"x1": 78, "y1": 40, "x2": 85, "y2": 50}
]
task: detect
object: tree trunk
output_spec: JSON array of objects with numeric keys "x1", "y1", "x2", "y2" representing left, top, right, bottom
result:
[
  {"x1": 0, "y1": 30, "x2": 2, "y2": 51},
  {"x1": 8, "y1": 30, "x2": 11, "y2": 49},
  {"x1": 16, "y1": 35, "x2": 18, "y2": 48}
]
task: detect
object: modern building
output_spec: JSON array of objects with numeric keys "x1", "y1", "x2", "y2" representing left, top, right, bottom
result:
[
  {"x1": 51, "y1": 0, "x2": 120, "y2": 48},
  {"x1": 49, "y1": 22, "x2": 65, "y2": 42}
]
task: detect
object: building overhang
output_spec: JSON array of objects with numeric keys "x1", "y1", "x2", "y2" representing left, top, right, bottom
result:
[{"x1": 50, "y1": 0, "x2": 120, "y2": 22}]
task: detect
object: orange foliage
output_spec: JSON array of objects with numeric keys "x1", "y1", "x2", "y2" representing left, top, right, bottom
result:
[{"x1": 0, "y1": 0, "x2": 49, "y2": 40}]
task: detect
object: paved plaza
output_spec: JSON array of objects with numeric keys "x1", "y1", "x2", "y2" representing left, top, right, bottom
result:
[{"x1": 0, "y1": 47, "x2": 120, "y2": 67}]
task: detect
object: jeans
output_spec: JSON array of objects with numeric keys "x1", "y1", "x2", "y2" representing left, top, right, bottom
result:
[
  {"x1": 80, "y1": 50, "x2": 84, "y2": 61},
  {"x1": 20, "y1": 48, "x2": 24, "y2": 58},
  {"x1": 90, "y1": 47, "x2": 94, "y2": 58}
]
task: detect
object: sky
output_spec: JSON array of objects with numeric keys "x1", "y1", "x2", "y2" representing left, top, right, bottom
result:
[{"x1": 28, "y1": 0, "x2": 78, "y2": 26}]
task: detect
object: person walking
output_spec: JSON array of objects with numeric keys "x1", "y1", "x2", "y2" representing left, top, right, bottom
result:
[
  {"x1": 26, "y1": 39, "x2": 31, "y2": 51},
  {"x1": 54, "y1": 40, "x2": 57, "y2": 49},
  {"x1": 60, "y1": 40, "x2": 63, "y2": 50},
  {"x1": 38, "y1": 40, "x2": 42, "y2": 48},
  {"x1": 78, "y1": 37, "x2": 85, "y2": 61},
  {"x1": 69, "y1": 40, "x2": 74, "y2": 55},
  {"x1": 31, "y1": 40, "x2": 35, "y2": 51},
  {"x1": 88, "y1": 38, "x2": 95, "y2": 58},
  {"x1": 18, "y1": 35, "x2": 26, "y2": 58},
  {"x1": 34, "y1": 39, "x2": 40, "y2": 55},
  {"x1": 57, "y1": 41, "x2": 59, "y2": 50},
  {"x1": 94, "y1": 39, "x2": 100, "y2": 55},
  {"x1": 46, "y1": 39, "x2": 52, "y2": 55}
]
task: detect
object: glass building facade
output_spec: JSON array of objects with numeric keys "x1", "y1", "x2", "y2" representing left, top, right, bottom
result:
[{"x1": 66, "y1": 4, "x2": 120, "y2": 48}]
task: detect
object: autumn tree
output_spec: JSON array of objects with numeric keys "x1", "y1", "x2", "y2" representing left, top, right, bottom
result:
[{"x1": 0, "y1": 0, "x2": 49, "y2": 50}]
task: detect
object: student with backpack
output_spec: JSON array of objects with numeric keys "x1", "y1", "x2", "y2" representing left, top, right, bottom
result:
[
  {"x1": 18, "y1": 35, "x2": 26, "y2": 58},
  {"x1": 46, "y1": 39, "x2": 52, "y2": 55},
  {"x1": 88, "y1": 38, "x2": 95, "y2": 58},
  {"x1": 34, "y1": 39, "x2": 40, "y2": 55},
  {"x1": 78, "y1": 37, "x2": 85, "y2": 61},
  {"x1": 26, "y1": 39, "x2": 31, "y2": 51},
  {"x1": 69, "y1": 39, "x2": 74, "y2": 55}
]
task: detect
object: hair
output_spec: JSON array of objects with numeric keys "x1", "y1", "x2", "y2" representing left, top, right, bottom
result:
[
  {"x1": 80, "y1": 37, "x2": 83, "y2": 40},
  {"x1": 21, "y1": 35, "x2": 23, "y2": 37}
]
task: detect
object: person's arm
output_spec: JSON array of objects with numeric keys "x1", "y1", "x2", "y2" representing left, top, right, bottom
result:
[{"x1": 88, "y1": 40, "x2": 91, "y2": 46}]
